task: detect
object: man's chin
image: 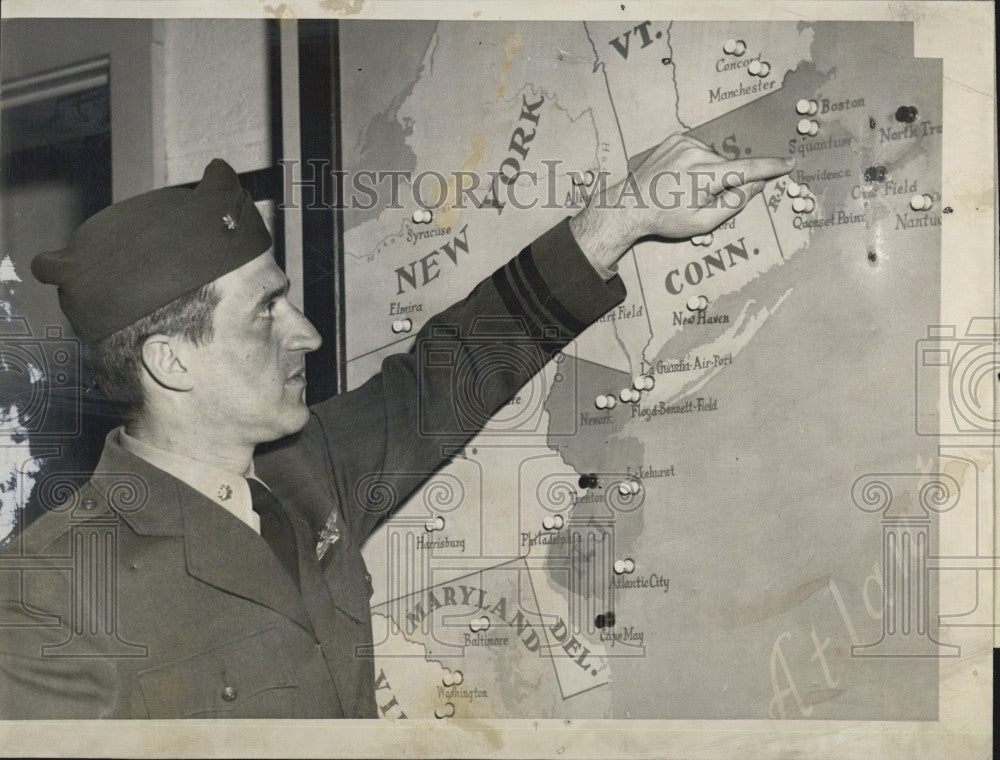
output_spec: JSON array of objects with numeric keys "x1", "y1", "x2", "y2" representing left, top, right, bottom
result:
[{"x1": 260, "y1": 404, "x2": 311, "y2": 444}]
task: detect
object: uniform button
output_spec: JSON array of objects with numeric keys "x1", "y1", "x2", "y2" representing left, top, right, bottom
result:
[{"x1": 221, "y1": 686, "x2": 238, "y2": 702}]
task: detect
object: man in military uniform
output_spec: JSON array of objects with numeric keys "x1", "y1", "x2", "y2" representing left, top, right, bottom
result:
[{"x1": 0, "y1": 135, "x2": 791, "y2": 718}]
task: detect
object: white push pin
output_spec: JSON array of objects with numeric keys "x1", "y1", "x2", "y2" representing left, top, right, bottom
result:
[
  {"x1": 392, "y1": 320, "x2": 403, "y2": 333},
  {"x1": 401, "y1": 317, "x2": 413, "y2": 333},
  {"x1": 595, "y1": 395, "x2": 608, "y2": 410},
  {"x1": 921, "y1": 194, "x2": 933, "y2": 210},
  {"x1": 807, "y1": 121, "x2": 820, "y2": 137},
  {"x1": 733, "y1": 40, "x2": 746, "y2": 56},
  {"x1": 425, "y1": 518, "x2": 437, "y2": 532},
  {"x1": 909, "y1": 194, "x2": 924, "y2": 211},
  {"x1": 451, "y1": 670, "x2": 463, "y2": 685},
  {"x1": 623, "y1": 558, "x2": 636, "y2": 573},
  {"x1": 613, "y1": 559, "x2": 627, "y2": 575},
  {"x1": 434, "y1": 516, "x2": 445, "y2": 531},
  {"x1": 633, "y1": 376, "x2": 646, "y2": 391},
  {"x1": 643, "y1": 375, "x2": 654, "y2": 391},
  {"x1": 543, "y1": 515, "x2": 555, "y2": 530},
  {"x1": 620, "y1": 388, "x2": 633, "y2": 403},
  {"x1": 583, "y1": 170, "x2": 595, "y2": 186},
  {"x1": 723, "y1": 38, "x2": 737, "y2": 55},
  {"x1": 802, "y1": 197, "x2": 815, "y2": 213},
  {"x1": 422, "y1": 209, "x2": 434, "y2": 224},
  {"x1": 758, "y1": 61, "x2": 770, "y2": 77},
  {"x1": 686, "y1": 295, "x2": 702, "y2": 311},
  {"x1": 786, "y1": 181, "x2": 800, "y2": 198},
  {"x1": 629, "y1": 479, "x2": 641, "y2": 495},
  {"x1": 797, "y1": 118, "x2": 812, "y2": 135},
  {"x1": 748, "y1": 59, "x2": 761, "y2": 76},
  {"x1": 618, "y1": 481, "x2": 631, "y2": 496},
  {"x1": 631, "y1": 389, "x2": 643, "y2": 403},
  {"x1": 698, "y1": 295, "x2": 710, "y2": 310},
  {"x1": 792, "y1": 197, "x2": 808, "y2": 213},
  {"x1": 412, "y1": 209, "x2": 424, "y2": 224},
  {"x1": 807, "y1": 100, "x2": 819, "y2": 116},
  {"x1": 434, "y1": 703, "x2": 455, "y2": 719},
  {"x1": 605, "y1": 395, "x2": 616, "y2": 409},
  {"x1": 690, "y1": 235, "x2": 704, "y2": 246},
  {"x1": 701, "y1": 232, "x2": 713, "y2": 247},
  {"x1": 795, "y1": 99, "x2": 811, "y2": 115},
  {"x1": 798, "y1": 183, "x2": 810, "y2": 197},
  {"x1": 553, "y1": 514, "x2": 564, "y2": 530}
]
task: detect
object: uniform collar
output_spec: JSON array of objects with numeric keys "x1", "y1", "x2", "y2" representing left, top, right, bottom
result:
[
  {"x1": 118, "y1": 428, "x2": 262, "y2": 534},
  {"x1": 90, "y1": 427, "x2": 264, "y2": 536}
]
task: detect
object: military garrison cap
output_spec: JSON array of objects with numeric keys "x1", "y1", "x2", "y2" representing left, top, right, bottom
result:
[{"x1": 31, "y1": 159, "x2": 272, "y2": 342}]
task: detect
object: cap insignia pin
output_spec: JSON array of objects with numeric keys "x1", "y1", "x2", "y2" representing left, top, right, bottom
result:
[{"x1": 222, "y1": 214, "x2": 237, "y2": 230}]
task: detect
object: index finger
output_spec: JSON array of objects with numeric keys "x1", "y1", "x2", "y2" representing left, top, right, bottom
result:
[{"x1": 701, "y1": 156, "x2": 795, "y2": 192}]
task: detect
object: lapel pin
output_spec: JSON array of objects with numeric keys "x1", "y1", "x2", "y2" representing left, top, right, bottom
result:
[
  {"x1": 222, "y1": 214, "x2": 238, "y2": 230},
  {"x1": 316, "y1": 511, "x2": 340, "y2": 561}
]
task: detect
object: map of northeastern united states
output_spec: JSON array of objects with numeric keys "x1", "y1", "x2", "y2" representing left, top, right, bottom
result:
[{"x1": 337, "y1": 21, "x2": 945, "y2": 720}]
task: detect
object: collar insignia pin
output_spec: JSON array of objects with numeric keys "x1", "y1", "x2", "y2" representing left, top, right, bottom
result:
[
  {"x1": 222, "y1": 214, "x2": 237, "y2": 230},
  {"x1": 217, "y1": 484, "x2": 233, "y2": 501}
]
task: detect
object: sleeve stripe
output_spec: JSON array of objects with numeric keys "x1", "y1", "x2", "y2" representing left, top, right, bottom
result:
[
  {"x1": 490, "y1": 266, "x2": 537, "y2": 332},
  {"x1": 509, "y1": 255, "x2": 562, "y2": 333},
  {"x1": 516, "y1": 248, "x2": 589, "y2": 335},
  {"x1": 490, "y1": 265, "x2": 566, "y2": 355}
]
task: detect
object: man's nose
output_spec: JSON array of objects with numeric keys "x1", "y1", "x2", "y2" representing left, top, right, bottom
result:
[{"x1": 286, "y1": 305, "x2": 322, "y2": 352}]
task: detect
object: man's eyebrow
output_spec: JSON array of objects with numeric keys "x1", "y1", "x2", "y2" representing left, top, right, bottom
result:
[{"x1": 251, "y1": 277, "x2": 290, "y2": 312}]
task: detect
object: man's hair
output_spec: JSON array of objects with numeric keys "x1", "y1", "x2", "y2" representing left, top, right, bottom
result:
[{"x1": 84, "y1": 284, "x2": 221, "y2": 425}]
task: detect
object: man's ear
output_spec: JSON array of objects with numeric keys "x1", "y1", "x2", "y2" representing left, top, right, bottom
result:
[{"x1": 140, "y1": 335, "x2": 194, "y2": 392}]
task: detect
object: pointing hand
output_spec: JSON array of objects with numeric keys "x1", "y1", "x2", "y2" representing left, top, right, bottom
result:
[{"x1": 570, "y1": 133, "x2": 794, "y2": 272}]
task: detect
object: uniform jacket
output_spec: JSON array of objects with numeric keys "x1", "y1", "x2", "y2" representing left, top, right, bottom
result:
[{"x1": 0, "y1": 219, "x2": 625, "y2": 718}]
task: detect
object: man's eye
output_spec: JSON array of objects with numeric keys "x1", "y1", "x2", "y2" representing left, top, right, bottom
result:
[{"x1": 261, "y1": 300, "x2": 277, "y2": 318}]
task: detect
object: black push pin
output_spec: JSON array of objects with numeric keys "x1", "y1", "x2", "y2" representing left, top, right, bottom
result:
[
  {"x1": 895, "y1": 105, "x2": 918, "y2": 123},
  {"x1": 594, "y1": 611, "x2": 616, "y2": 629},
  {"x1": 863, "y1": 165, "x2": 887, "y2": 183}
]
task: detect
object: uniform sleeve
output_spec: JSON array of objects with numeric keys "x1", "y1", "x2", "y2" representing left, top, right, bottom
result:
[{"x1": 308, "y1": 217, "x2": 627, "y2": 542}]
